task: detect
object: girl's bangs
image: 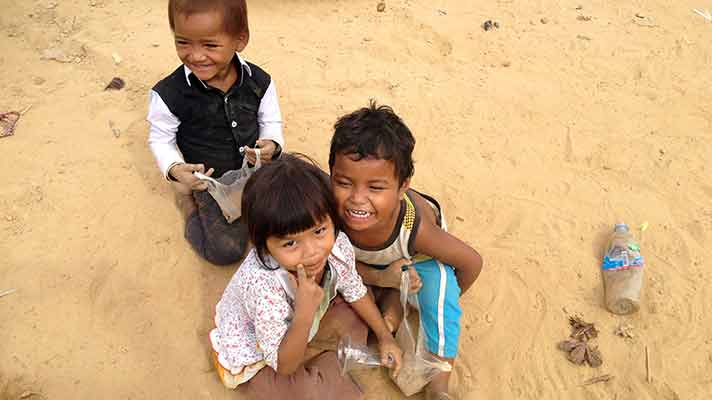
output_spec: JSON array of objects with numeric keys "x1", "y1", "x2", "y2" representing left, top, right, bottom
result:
[{"x1": 263, "y1": 178, "x2": 333, "y2": 238}]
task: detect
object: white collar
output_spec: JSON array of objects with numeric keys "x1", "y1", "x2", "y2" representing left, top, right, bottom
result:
[{"x1": 183, "y1": 52, "x2": 253, "y2": 88}]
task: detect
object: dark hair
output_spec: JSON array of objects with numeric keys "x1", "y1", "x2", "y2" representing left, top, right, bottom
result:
[
  {"x1": 168, "y1": 0, "x2": 249, "y2": 39},
  {"x1": 328, "y1": 100, "x2": 415, "y2": 185},
  {"x1": 242, "y1": 153, "x2": 339, "y2": 269}
]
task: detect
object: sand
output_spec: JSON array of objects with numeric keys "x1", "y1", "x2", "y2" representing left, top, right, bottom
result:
[{"x1": 2, "y1": 0, "x2": 711, "y2": 399}]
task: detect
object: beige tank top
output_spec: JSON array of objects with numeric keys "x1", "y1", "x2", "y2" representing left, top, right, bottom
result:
[{"x1": 352, "y1": 190, "x2": 446, "y2": 266}]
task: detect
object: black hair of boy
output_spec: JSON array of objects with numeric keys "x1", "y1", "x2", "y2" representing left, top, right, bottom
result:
[
  {"x1": 328, "y1": 100, "x2": 415, "y2": 186},
  {"x1": 168, "y1": 0, "x2": 249, "y2": 40},
  {"x1": 242, "y1": 153, "x2": 340, "y2": 269}
]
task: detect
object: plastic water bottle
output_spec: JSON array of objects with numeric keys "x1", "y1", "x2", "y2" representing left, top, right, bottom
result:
[{"x1": 602, "y1": 223, "x2": 645, "y2": 315}]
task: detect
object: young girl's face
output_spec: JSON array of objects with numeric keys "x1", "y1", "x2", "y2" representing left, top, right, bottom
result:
[{"x1": 265, "y1": 216, "x2": 336, "y2": 279}]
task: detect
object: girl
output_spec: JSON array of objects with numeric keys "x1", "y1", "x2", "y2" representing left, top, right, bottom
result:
[{"x1": 209, "y1": 154, "x2": 402, "y2": 400}]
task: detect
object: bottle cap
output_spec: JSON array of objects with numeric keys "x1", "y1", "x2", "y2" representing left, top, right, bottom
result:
[{"x1": 614, "y1": 223, "x2": 629, "y2": 232}]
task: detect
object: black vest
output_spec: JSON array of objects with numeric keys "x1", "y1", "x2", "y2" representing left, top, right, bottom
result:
[{"x1": 153, "y1": 61, "x2": 271, "y2": 177}]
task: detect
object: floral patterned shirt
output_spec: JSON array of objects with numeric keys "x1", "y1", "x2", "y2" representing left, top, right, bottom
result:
[{"x1": 209, "y1": 231, "x2": 367, "y2": 380}]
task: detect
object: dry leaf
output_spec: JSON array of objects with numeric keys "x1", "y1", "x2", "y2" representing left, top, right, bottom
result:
[
  {"x1": 567, "y1": 343, "x2": 587, "y2": 365},
  {"x1": 1, "y1": 112, "x2": 21, "y2": 138},
  {"x1": 569, "y1": 316, "x2": 598, "y2": 341},
  {"x1": 585, "y1": 346, "x2": 603, "y2": 367},
  {"x1": 558, "y1": 339, "x2": 579, "y2": 352}
]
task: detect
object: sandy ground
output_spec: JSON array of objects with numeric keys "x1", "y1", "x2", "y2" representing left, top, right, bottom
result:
[{"x1": 2, "y1": 0, "x2": 712, "y2": 399}]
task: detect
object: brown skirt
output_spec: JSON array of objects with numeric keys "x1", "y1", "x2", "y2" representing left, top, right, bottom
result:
[
  {"x1": 238, "y1": 352, "x2": 363, "y2": 400},
  {"x1": 217, "y1": 296, "x2": 369, "y2": 400}
]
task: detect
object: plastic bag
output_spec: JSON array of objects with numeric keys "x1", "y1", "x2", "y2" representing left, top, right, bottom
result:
[
  {"x1": 391, "y1": 267, "x2": 452, "y2": 396},
  {"x1": 193, "y1": 149, "x2": 261, "y2": 223}
]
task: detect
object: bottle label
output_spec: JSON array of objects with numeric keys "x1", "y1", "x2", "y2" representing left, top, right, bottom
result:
[{"x1": 602, "y1": 255, "x2": 644, "y2": 271}]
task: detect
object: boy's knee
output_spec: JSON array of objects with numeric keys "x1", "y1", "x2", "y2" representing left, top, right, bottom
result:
[
  {"x1": 202, "y1": 230, "x2": 249, "y2": 266},
  {"x1": 185, "y1": 212, "x2": 250, "y2": 266}
]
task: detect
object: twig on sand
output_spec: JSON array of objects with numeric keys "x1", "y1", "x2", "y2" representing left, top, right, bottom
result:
[
  {"x1": 645, "y1": 345, "x2": 652, "y2": 383},
  {"x1": 20, "y1": 390, "x2": 45, "y2": 399},
  {"x1": 693, "y1": 9, "x2": 712, "y2": 22},
  {"x1": 581, "y1": 374, "x2": 614, "y2": 386},
  {"x1": 0, "y1": 288, "x2": 17, "y2": 298},
  {"x1": 20, "y1": 104, "x2": 33, "y2": 115}
]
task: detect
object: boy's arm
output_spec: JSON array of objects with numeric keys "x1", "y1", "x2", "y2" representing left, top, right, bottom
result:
[
  {"x1": 147, "y1": 90, "x2": 184, "y2": 180},
  {"x1": 245, "y1": 80, "x2": 283, "y2": 164},
  {"x1": 414, "y1": 219, "x2": 483, "y2": 294},
  {"x1": 356, "y1": 260, "x2": 421, "y2": 292},
  {"x1": 355, "y1": 261, "x2": 386, "y2": 286},
  {"x1": 255, "y1": 80, "x2": 283, "y2": 161}
]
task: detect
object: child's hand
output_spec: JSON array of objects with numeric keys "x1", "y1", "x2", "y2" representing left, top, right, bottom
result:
[
  {"x1": 168, "y1": 163, "x2": 215, "y2": 192},
  {"x1": 377, "y1": 335, "x2": 403, "y2": 378},
  {"x1": 243, "y1": 140, "x2": 278, "y2": 164},
  {"x1": 289, "y1": 265, "x2": 324, "y2": 317},
  {"x1": 381, "y1": 258, "x2": 422, "y2": 293}
]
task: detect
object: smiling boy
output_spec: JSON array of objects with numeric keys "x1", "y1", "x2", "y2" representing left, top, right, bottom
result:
[
  {"x1": 329, "y1": 101, "x2": 483, "y2": 400},
  {"x1": 147, "y1": 0, "x2": 283, "y2": 265}
]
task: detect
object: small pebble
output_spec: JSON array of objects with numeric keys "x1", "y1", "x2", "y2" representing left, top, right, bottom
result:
[
  {"x1": 33, "y1": 76, "x2": 46, "y2": 85},
  {"x1": 109, "y1": 120, "x2": 121, "y2": 138},
  {"x1": 485, "y1": 314, "x2": 494, "y2": 323},
  {"x1": 502, "y1": 61, "x2": 511, "y2": 67},
  {"x1": 540, "y1": 17, "x2": 548, "y2": 24},
  {"x1": 112, "y1": 52, "x2": 122, "y2": 65},
  {"x1": 151, "y1": 42, "x2": 160, "y2": 47},
  {"x1": 377, "y1": 1, "x2": 385, "y2": 12},
  {"x1": 105, "y1": 77, "x2": 125, "y2": 90}
]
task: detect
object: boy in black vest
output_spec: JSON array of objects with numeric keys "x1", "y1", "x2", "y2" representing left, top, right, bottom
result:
[{"x1": 147, "y1": 0, "x2": 283, "y2": 265}]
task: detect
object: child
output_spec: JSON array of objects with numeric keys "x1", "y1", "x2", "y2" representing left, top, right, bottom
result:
[
  {"x1": 147, "y1": 0, "x2": 283, "y2": 265},
  {"x1": 328, "y1": 102, "x2": 484, "y2": 400},
  {"x1": 209, "y1": 154, "x2": 402, "y2": 400}
]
